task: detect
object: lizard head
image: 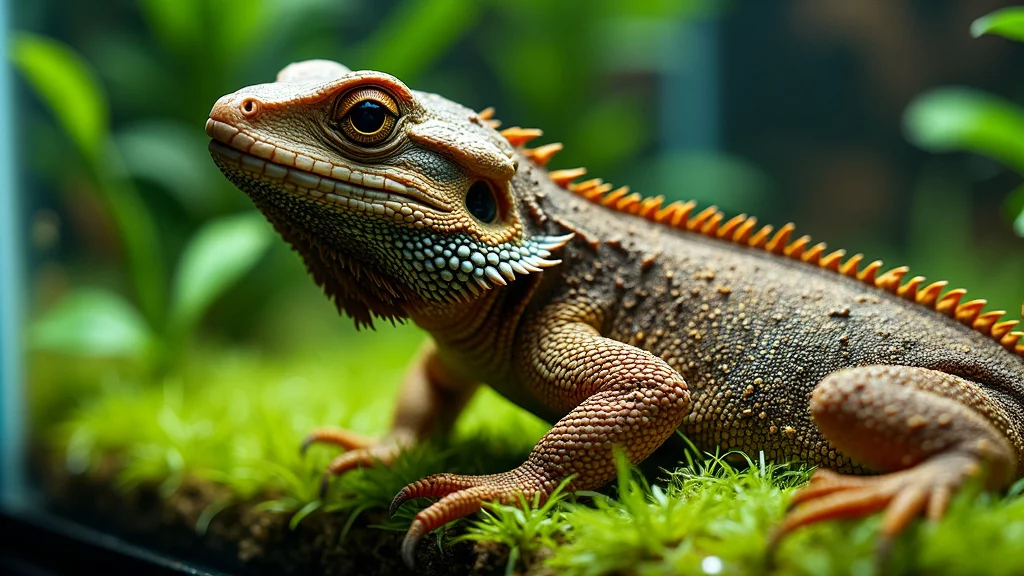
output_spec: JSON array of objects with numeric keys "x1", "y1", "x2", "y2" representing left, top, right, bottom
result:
[{"x1": 207, "y1": 60, "x2": 571, "y2": 327}]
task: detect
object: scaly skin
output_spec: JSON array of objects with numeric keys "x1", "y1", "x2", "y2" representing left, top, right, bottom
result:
[{"x1": 207, "y1": 60, "x2": 1024, "y2": 567}]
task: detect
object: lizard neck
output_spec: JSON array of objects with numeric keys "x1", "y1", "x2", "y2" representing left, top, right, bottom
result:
[{"x1": 408, "y1": 271, "x2": 544, "y2": 386}]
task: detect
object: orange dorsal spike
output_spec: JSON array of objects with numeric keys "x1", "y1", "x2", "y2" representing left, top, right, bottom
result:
[
  {"x1": 617, "y1": 192, "x2": 643, "y2": 213},
  {"x1": 733, "y1": 217, "x2": 758, "y2": 244},
  {"x1": 857, "y1": 261, "x2": 883, "y2": 285},
  {"x1": 748, "y1": 225, "x2": 775, "y2": 248},
  {"x1": 935, "y1": 288, "x2": 968, "y2": 315},
  {"x1": 500, "y1": 127, "x2": 543, "y2": 147},
  {"x1": 525, "y1": 143, "x2": 562, "y2": 166},
  {"x1": 801, "y1": 242, "x2": 828, "y2": 264},
  {"x1": 477, "y1": 107, "x2": 495, "y2": 120},
  {"x1": 898, "y1": 276, "x2": 926, "y2": 300},
  {"x1": 655, "y1": 201, "x2": 696, "y2": 227},
  {"x1": 1002, "y1": 331, "x2": 1024, "y2": 348},
  {"x1": 701, "y1": 211, "x2": 725, "y2": 236},
  {"x1": 839, "y1": 254, "x2": 863, "y2": 278},
  {"x1": 586, "y1": 182, "x2": 614, "y2": 202},
  {"x1": 973, "y1": 310, "x2": 1005, "y2": 333},
  {"x1": 992, "y1": 320, "x2": 1020, "y2": 340},
  {"x1": 875, "y1": 266, "x2": 909, "y2": 293},
  {"x1": 955, "y1": 299, "x2": 987, "y2": 324},
  {"x1": 600, "y1": 185, "x2": 628, "y2": 206},
  {"x1": 917, "y1": 281, "x2": 948, "y2": 307},
  {"x1": 784, "y1": 235, "x2": 812, "y2": 258},
  {"x1": 766, "y1": 223, "x2": 796, "y2": 255},
  {"x1": 550, "y1": 167, "x2": 586, "y2": 188},
  {"x1": 570, "y1": 178, "x2": 602, "y2": 194},
  {"x1": 819, "y1": 250, "x2": 846, "y2": 272},
  {"x1": 687, "y1": 205, "x2": 720, "y2": 231},
  {"x1": 718, "y1": 214, "x2": 748, "y2": 239},
  {"x1": 638, "y1": 196, "x2": 665, "y2": 219}
]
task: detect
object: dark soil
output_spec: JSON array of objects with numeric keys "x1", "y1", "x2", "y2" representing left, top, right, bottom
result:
[{"x1": 37, "y1": 451, "x2": 520, "y2": 576}]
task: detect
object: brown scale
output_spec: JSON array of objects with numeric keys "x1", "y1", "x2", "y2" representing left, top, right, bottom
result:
[{"x1": 497, "y1": 124, "x2": 1024, "y2": 358}]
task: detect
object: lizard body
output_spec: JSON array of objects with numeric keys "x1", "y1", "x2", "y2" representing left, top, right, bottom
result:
[{"x1": 207, "y1": 60, "x2": 1024, "y2": 566}]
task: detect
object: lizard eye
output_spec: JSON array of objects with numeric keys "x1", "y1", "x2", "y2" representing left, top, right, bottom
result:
[
  {"x1": 466, "y1": 181, "x2": 498, "y2": 223},
  {"x1": 336, "y1": 87, "x2": 399, "y2": 146}
]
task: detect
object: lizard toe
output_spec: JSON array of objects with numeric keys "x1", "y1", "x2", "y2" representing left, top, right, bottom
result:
[
  {"x1": 390, "y1": 472, "x2": 493, "y2": 515},
  {"x1": 772, "y1": 453, "x2": 983, "y2": 558},
  {"x1": 317, "y1": 444, "x2": 405, "y2": 498},
  {"x1": 392, "y1": 468, "x2": 554, "y2": 567},
  {"x1": 301, "y1": 426, "x2": 410, "y2": 496},
  {"x1": 300, "y1": 426, "x2": 374, "y2": 454}
]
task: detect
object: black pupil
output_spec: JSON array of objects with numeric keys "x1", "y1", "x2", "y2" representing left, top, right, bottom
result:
[
  {"x1": 350, "y1": 100, "x2": 386, "y2": 133},
  {"x1": 466, "y1": 181, "x2": 497, "y2": 223}
]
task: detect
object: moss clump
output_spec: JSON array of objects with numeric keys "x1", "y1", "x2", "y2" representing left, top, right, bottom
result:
[{"x1": 32, "y1": 325, "x2": 1024, "y2": 575}]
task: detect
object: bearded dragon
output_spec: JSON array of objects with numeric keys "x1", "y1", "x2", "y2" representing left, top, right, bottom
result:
[{"x1": 206, "y1": 59, "x2": 1024, "y2": 567}]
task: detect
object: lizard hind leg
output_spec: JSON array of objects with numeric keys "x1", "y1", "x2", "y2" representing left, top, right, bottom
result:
[{"x1": 774, "y1": 365, "x2": 1018, "y2": 555}]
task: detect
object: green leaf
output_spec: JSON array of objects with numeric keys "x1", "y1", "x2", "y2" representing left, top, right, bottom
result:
[
  {"x1": 971, "y1": 8, "x2": 1024, "y2": 42},
  {"x1": 114, "y1": 121, "x2": 220, "y2": 214},
  {"x1": 359, "y1": 0, "x2": 482, "y2": 81},
  {"x1": 1008, "y1": 185, "x2": 1024, "y2": 238},
  {"x1": 138, "y1": 0, "x2": 203, "y2": 56},
  {"x1": 170, "y1": 212, "x2": 273, "y2": 332},
  {"x1": 31, "y1": 288, "x2": 154, "y2": 358},
  {"x1": 903, "y1": 88, "x2": 1024, "y2": 174},
  {"x1": 10, "y1": 32, "x2": 109, "y2": 161},
  {"x1": 12, "y1": 33, "x2": 165, "y2": 324}
]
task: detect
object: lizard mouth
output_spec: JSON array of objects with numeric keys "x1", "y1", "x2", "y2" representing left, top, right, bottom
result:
[{"x1": 206, "y1": 119, "x2": 446, "y2": 214}]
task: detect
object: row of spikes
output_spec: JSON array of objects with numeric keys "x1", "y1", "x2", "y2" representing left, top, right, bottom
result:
[{"x1": 487, "y1": 117, "x2": 1024, "y2": 357}]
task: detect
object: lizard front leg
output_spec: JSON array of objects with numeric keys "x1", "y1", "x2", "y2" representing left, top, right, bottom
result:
[
  {"x1": 390, "y1": 300, "x2": 692, "y2": 566},
  {"x1": 774, "y1": 365, "x2": 1019, "y2": 556},
  {"x1": 303, "y1": 340, "x2": 478, "y2": 490}
]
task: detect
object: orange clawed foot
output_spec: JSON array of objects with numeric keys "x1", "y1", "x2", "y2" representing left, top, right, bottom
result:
[
  {"x1": 771, "y1": 453, "x2": 982, "y2": 560},
  {"x1": 390, "y1": 465, "x2": 554, "y2": 568},
  {"x1": 300, "y1": 426, "x2": 410, "y2": 497}
]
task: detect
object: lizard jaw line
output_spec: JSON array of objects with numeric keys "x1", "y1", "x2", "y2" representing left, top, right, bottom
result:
[
  {"x1": 205, "y1": 118, "x2": 446, "y2": 213},
  {"x1": 208, "y1": 139, "x2": 446, "y2": 215}
]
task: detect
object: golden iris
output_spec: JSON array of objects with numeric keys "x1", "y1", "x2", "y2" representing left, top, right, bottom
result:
[{"x1": 336, "y1": 87, "x2": 399, "y2": 145}]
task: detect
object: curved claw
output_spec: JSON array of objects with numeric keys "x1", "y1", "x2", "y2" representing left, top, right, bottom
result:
[
  {"x1": 390, "y1": 486, "x2": 411, "y2": 517},
  {"x1": 401, "y1": 520, "x2": 427, "y2": 569},
  {"x1": 390, "y1": 469, "x2": 549, "y2": 566},
  {"x1": 299, "y1": 436, "x2": 315, "y2": 455},
  {"x1": 302, "y1": 427, "x2": 413, "y2": 503},
  {"x1": 319, "y1": 473, "x2": 332, "y2": 499},
  {"x1": 389, "y1": 472, "x2": 489, "y2": 516}
]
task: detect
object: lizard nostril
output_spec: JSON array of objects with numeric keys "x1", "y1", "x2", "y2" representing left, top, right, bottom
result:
[{"x1": 240, "y1": 97, "x2": 260, "y2": 117}]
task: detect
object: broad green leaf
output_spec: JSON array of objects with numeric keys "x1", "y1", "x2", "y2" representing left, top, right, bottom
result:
[
  {"x1": 170, "y1": 212, "x2": 273, "y2": 332},
  {"x1": 359, "y1": 0, "x2": 482, "y2": 81},
  {"x1": 1009, "y1": 185, "x2": 1024, "y2": 238},
  {"x1": 138, "y1": 0, "x2": 203, "y2": 56},
  {"x1": 97, "y1": 149, "x2": 167, "y2": 330},
  {"x1": 971, "y1": 8, "x2": 1024, "y2": 42},
  {"x1": 11, "y1": 32, "x2": 109, "y2": 161},
  {"x1": 903, "y1": 88, "x2": 1024, "y2": 174},
  {"x1": 114, "y1": 121, "x2": 219, "y2": 214},
  {"x1": 12, "y1": 33, "x2": 165, "y2": 326},
  {"x1": 31, "y1": 288, "x2": 154, "y2": 358}
]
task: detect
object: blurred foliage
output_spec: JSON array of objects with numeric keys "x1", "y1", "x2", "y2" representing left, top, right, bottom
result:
[{"x1": 905, "y1": 7, "x2": 1024, "y2": 238}]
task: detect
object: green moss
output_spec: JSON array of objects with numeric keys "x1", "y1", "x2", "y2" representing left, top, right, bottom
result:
[{"x1": 33, "y1": 328, "x2": 1024, "y2": 575}]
